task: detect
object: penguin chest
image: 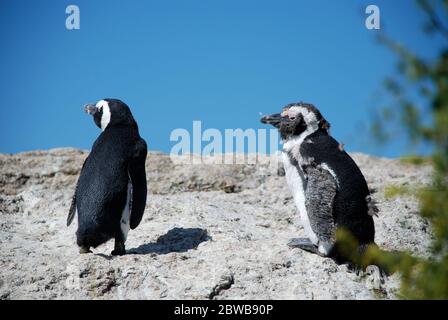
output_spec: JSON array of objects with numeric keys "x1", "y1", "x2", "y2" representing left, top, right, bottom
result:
[{"x1": 281, "y1": 152, "x2": 318, "y2": 245}]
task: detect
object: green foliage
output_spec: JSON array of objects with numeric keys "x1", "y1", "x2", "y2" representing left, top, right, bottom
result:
[
  {"x1": 365, "y1": 0, "x2": 448, "y2": 299},
  {"x1": 399, "y1": 155, "x2": 432, "y2": 165},
  {"x1": 383, "y1": 185, "x2": 414, "y2": 199},
  {"x1": 383, "y1": 183, "x2": 427, "y2": 200}
]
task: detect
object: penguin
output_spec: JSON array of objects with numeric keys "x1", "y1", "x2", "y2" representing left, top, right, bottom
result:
[
  {"x1": 260, "y1": 102, "x2": 378, "y2": 260},
  {"x1": 67, "y1": 99, "x2": 148, "y2": 255}
]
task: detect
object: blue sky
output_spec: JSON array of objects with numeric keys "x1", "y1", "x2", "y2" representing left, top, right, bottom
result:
[{"x1": 0, "y1": 0, "x2": 445, "y2": 157}]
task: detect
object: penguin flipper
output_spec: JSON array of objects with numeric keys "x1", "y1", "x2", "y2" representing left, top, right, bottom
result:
[
  {"x1": 67, "y1": 192, "x2": 77, "y2": 226},
  {"x1": 129, "y1": 139, "x2": 148, "y2": 230},
  {"x1": 304, "y1": 164, "x2": 337, "y2": 251},
  {"x1": 67, "y1": 158, "x2": 88, "y2": 226}
]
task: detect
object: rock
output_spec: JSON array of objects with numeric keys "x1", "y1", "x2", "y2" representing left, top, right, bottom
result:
[
  {"x1": 209, "y1": 272, "x2": 234, "y2": 299},
  {"x1": 0, "y1": 195, "x2": 23, "y2": 214},
  {"x1": 0, "y1": 148, "x2": 434, "y2": 299}
]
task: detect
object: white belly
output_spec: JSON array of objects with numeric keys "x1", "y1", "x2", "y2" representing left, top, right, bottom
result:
[
  {"x1": 282, "y1": 152, "x2": 318, "y2": 245},
  {"x1": 120, "y1": 179, "x2": 132, "y2": 241}
]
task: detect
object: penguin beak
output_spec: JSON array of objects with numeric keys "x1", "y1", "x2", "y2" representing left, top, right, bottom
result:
[
  {"x1": 260, "y1": 113, "x2": 287, "y2": 128},
  {"x1": 84, "y1": 104, "x2": 98, "y2": 115}
]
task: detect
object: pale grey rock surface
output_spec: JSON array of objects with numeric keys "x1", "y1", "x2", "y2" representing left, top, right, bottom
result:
[{"x1": 0, "y1": 148, "x2": 433, "y2": 299}]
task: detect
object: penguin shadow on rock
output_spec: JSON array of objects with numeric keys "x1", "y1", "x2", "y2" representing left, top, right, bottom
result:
[
  {"x1": 260, "y1": 102, "x2": 388, "y2": 283},
  {"x1": 67, "y1": 99, "x2": 148, "y2": 256},
  {"x1": 128, "y1": 227, "x2": 211, "y2": 255}
]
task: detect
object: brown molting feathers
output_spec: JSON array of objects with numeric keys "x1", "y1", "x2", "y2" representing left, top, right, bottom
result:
[{"x1": 366, "y1": 195, "x2": 379, "y2": 217}]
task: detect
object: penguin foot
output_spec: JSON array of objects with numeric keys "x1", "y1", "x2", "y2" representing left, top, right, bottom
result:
[
  {"x1": 111, "y1": 241, "x2": 126, "y2": 256},
  {"x1": 111, "y1": 249, "x2": 125, "y2": 256},
  {"x1": 79, "y1": 246, "x2": 92, "y2": 254},
  {"x1": 288, "y1": 238, "x2": 319, "y2": 255}
]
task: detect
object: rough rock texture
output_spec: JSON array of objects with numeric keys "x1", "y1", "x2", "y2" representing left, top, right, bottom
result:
[{"x1": 0, "y1": 148, "x2": 433, "y2": 300}]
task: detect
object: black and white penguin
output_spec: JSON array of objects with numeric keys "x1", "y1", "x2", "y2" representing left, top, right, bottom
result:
[
  {"x1": 67, "y1": 99, "x2": 147, "y2": 255},
  {"x1": 261, "y1": 102, "x2": 378, "y2": 259}
]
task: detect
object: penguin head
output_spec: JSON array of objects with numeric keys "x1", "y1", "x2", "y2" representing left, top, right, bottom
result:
[
  {"x1": 260, "y1": 102, "x2": 330, "y2": 140},
  {"x1": 84, "y1": 99, "x2": 137, "y2": 131}
]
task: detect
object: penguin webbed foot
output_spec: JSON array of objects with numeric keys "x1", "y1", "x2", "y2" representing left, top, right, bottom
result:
[
  {"x1": 288, "y1": 238, "x2": 322, "y2": 256},
  {"x1": 111, "y1": 249, "x2": 125, "y2": 256},
  {"x1": 79, "y1": 246, "x2": 92, "y2": 254},
  {"x1": 111, "y1": 240, "x2": 126, "y2": 256}
]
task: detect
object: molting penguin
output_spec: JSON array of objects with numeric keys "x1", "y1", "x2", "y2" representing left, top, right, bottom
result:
[
  {"x1": 261, "y1": 102, "x2": 378, "y2": 260},
  {"x1": 67, "y1": 99, "x2": 148, "y2": 255}
]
